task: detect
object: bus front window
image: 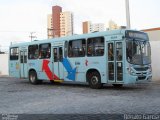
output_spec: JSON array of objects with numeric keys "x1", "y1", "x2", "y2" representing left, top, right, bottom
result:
[{"x1": 126, "y1": 40, "x2": 151, "y2": 65}]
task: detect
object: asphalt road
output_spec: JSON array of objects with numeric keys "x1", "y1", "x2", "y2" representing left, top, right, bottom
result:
[{"x1": 0, "y1": 77, "x2": 160, "y2": 115}]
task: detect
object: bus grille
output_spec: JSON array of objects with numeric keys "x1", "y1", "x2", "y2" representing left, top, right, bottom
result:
[
  {"x1": 134, "y1": 67, "x2": 148, "y2": 71},
  {"x1": 138, "y1": 76, "x2": 146, "y2": 80}
]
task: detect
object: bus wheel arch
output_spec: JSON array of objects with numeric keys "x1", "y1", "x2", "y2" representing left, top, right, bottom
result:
[
  {"x1": 86, "y1": 69, "x2": 103, "y2": 89},
  {"x1": 28, "y1": 69, "x2": 42, "y2": 85}
]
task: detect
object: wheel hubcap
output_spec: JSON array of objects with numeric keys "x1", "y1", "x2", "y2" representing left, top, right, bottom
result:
[
  {"x1": 30, "y1": 75, "x2": 35, "y2": 82},
  {"x1": 91, "y1": 76, "x2": 98, "y2": 85}
]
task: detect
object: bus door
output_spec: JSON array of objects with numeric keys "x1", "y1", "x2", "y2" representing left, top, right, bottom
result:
[
  {"x1": 20, "y1": 49, "x2": 28, "y2": 78},
  {"x1": 107, "y1": 41, "x2": 123, "y2": 83},
  {"x1": 52, "y1": 46, "x2": 64, "y2": 79}
]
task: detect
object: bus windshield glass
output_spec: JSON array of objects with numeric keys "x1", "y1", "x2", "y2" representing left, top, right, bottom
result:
[{"x1": 126, "y1": 39, "x2": 151, "y2": 65}]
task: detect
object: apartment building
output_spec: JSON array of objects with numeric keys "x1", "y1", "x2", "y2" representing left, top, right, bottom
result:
[
  {"x1": 82, "y1": 21, "x2": 105, "y2": 34},
  {"x1": 91, "y1": 23, "x2": 105, "y2": 32},
  {"x1": 60, "y1": 12, "x2": 73, "y2": 37},
  {"x1": 47, "y1": 6, "x2": 73, "y2": 38},
  {"x1": 108, "y1": 20, "x2": 120, "y2": 30},
  {"x1": 52, "y1": 6, "x2": 62, "y2": 38},
  {"x1": 47, "y1": 14, "x2": 53, "y2": 39}
]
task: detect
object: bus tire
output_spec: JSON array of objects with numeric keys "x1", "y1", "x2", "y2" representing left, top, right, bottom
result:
[
  {"x1": 87, "y1": 71, "x2": 103, "y2": 89},
  {"x1": 112, "y1": 84, "x2": 123, "y2": 88},
  {"x1": 29, "y1": 71, "x2": 42, "y2": 85}
]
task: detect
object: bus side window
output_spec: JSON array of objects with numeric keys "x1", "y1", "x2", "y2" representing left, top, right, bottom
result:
[
  {"x1": 54, "y1": 48, "x2": 58, "y2": 62},
  {"x1": 68, "y1": 39, "x2": 86, "y2": 57},
  {"x1": 39, "y1": 43, "x2": 51, "y2": 59},
  {"x1": 10, "y1": 47, "x2": 19, "y2": 60},
  {"x1": 87, "y1": 37, "x2": 104, "y2": 56},
  {"x1": 28, "y1": 45, "x2": 38, "y2": 59},
  {"x1": 59, "y1": 47, "x2": 63, "y2": 62},
  {"x1": 68, "y1": 42, "x2": 73, "y2": 57},
  {"x1": 64, "y1": 41, "x2": 68, "y2": 58}
]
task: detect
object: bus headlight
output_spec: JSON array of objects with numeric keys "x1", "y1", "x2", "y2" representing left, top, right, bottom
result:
[
  {"x1": 148, "y1": 65, "x2": 152, "y2": 74},
  {"x1": 127, "y1": 65, "x2": 135, "y2": 75}
]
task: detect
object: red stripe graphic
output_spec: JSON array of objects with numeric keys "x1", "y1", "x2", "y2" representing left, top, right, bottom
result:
[{"x1": 42, "y1": 60, "x2": 59, "y2": 80}]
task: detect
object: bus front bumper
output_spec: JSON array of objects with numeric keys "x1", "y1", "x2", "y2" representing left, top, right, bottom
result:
[{"x1": 125, "y1": 74, "x2": 152, "y2": 84}]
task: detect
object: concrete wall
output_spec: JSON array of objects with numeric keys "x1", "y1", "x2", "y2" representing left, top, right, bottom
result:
[
  {"x1": 0, "y1": 54, "x2": 8, "y2": 75},
  {"x1": 147, "y1": 30, "x2": 160, "y2": 41},
  {"x1": 150, "y1": 41, "x2": 160, "y2": 81},
  {"x1": 143, "y1": 28, "x2": 160, "y2": 41}
]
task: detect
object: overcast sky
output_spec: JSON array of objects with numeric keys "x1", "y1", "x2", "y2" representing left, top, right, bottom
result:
[{"x1": 0, "y1": 0, "x2": 160, "y2": 51}]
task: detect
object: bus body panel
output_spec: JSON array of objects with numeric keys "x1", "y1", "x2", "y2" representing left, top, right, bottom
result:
[
  {"x1": 64, "y1": 57, "x2": 86, "y2": 82},
  {"x1": 30, "y1": 59, "x2": 52, "y2": 80},
  {"x1": 9, "y1": 60, "x2": 20, "y2": 78},
  {"x1": 85, "y1": 56, "x2": 107, "y2": 83},
  {"x1": 9, "y1": 29, "x2": 152, "y2": 86},
  {"x1": 9, "y1": 47, "x2": 20, "y2": 78}
]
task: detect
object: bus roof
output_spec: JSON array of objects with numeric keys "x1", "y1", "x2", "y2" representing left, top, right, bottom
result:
[{"x1": 10, "y1": 29, "x2": 143, "y2": 47}]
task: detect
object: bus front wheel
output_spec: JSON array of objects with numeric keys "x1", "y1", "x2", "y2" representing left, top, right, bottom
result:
[
  {"x1": 29, "y1": 71, "x2": 42, "y2": 85},
  {"x1": 87, "y1": 71, "x2": 103, "y2": 89}
]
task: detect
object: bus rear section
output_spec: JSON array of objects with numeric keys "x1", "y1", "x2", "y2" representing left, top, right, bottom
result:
[{"x1": 9, "y1": 47, "x2": 20, "y2": 78}]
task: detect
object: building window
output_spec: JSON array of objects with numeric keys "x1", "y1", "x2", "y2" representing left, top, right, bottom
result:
[
  {"x1": 10, "y1": 47, "x2": 19, "y2": 60},
  {"x1": 39, "y1": 43, "x2": 51, "y2": 59},
  {"x1": 28, "y1": 45, "x2": 39, "y2": 59},
  {"x1": 68, "y1": 39, "x2": 86, "y2": 57},
  {"x1": 87, "y1": 37, "x2": 104, "y2": 56}
]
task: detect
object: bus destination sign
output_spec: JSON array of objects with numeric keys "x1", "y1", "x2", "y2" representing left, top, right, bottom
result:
[{"x1": 125, "y1": 31, "x2": 148, "y2": 40}]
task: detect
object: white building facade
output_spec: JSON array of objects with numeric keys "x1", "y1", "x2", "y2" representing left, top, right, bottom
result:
[
  {"x1": 108, "y1": 20, "x2": 120, "y2": 30},
  {"x1": 91, "y1": 23, "x2": 105, "y2": 32},
  {"x1": 60, "y1": 11, "x2": 73, "y2": 37},
  {"x1": 47, "y1": 14, "x2": 53, "y2": 39},
  {"x1": 0, "y1": 54, "x2": 8, "y2": 75},
  {"x1": 82, "y1": 21, "x2": 105, "y2": 34}
]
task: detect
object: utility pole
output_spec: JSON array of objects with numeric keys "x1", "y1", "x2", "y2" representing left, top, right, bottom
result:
[
  {"x1": 29, "y1": 32, "x2": 37, "y2": 41},
  {"x1": 125, "y1": 0, "x2": 131, "y2": 29}
]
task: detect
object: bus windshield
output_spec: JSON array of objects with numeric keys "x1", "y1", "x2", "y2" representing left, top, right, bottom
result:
[{"x1": 126, "y1": 39, "x2": 151, "y2": 65}]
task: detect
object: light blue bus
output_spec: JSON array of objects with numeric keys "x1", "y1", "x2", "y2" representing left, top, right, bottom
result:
[{"x1": 9, "y1": 29, "x2": 152, "y2": 89}]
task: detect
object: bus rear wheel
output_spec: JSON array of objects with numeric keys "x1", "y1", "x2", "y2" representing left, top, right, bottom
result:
[
  {"x1": 87, "y1": 71, "x2": 103, "y2": 89},
  {"x1": 29, "y1": 71, "x2": 42, "y2": 85}
]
